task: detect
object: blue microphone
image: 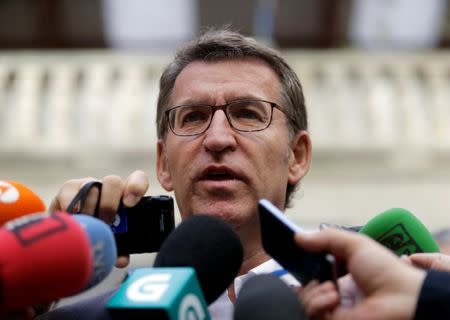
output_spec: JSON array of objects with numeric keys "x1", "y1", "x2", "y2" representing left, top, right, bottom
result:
[{"x1": 72, "y1": 214, "x2": 117, "y2": 289}]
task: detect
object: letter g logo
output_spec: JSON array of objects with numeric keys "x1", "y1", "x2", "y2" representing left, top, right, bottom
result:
[{"x1": 126, "y1": 274, "x2": 171, "y2": 302}]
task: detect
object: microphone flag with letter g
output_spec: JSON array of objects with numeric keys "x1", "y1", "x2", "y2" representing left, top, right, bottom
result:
[{"x1": 107, "y1": 267, "x2": 210, "y2": 320}]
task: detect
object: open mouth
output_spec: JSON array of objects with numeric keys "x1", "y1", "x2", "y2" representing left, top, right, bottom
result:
[
  {"x1": 206, "y1": 171, "x2": 236, "y2": 181},
  {"x1": 201, "y1": 166, "x2": 240, "y2": 182}
]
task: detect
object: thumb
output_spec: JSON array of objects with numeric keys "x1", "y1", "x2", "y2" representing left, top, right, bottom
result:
[
  {"x1": 410, "y1": 253, "x2": 450, "y2": 272},
  {"x1": 400, "y1": 255, "x2": 413, "y2": 266},
  {"x1": 115, "y1": 255, "x2": 130, "y2": 268}
]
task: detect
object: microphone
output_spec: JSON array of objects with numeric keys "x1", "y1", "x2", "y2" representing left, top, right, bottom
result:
[
  {"x1": 0, "y1": 211, "x2": 93, "y2": 311},
  {"x1": 153, "y1": 214, "x2": 244, "y2": 304},
  {"x1": 107, "y1": 215, "x2": 244, "y2": 319},
  {"x1": 72, "y1": 214, "x2": 118, "y2": 289},
  {"x1": 108, "y1": 267, "x2": 210, "y2": 320},
  {"x1": 0, "y1": 180, "x2": 46, "y2": 226},
  {"x1": 234, "y1": 274, "x2": 307, "y2": 320},
  {"x1": 359, "y1": 208, "x2": 440, "y2": 255}
]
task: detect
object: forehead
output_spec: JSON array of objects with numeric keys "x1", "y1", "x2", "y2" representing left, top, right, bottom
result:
[{"x1": 171, "y1": 58, "x2": 282, "y2": 105}]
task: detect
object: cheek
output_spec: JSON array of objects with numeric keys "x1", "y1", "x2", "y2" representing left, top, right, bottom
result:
[
  {"x1": 165, "y1": 138, "x2": 188, "y2": 170},
  {"x1": 251, "y1": 132, "x2": 290, "y2": 167},
  {"x1": 167, "y1": 152, "x2": 187, "y2": 181},
  {"x1": 255, "y1": 135, "x2": 291, "y2": 185},
  {"x1": 165, "y1": 142, "x2": 197, "y2": 184}
]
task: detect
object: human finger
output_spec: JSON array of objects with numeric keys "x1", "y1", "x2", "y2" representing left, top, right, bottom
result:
[
  {"x1": 97, "y1": 175, "x2": 124, "y2": 225},
  {"x1": 338, "y1": 274, "x2": 362, "y2": 307},
  {"x1": 115, "y1": 256, "x2": 130, "y2": 268},
  {"x1": 294, "y1": 229, "x2": 369, "y2": 260},
  {"x1": 122, "y1": 170, "x2": 149, "y2": 208},
  {"x1": 410, "y1": 253, "x2": 450, "y2": 272},
  {"x1": 49, "y1": 177, "x2": 99, "y2": 214},
  {"x1": 300, "y1": 280, "x2": 339, "y2": 317}
]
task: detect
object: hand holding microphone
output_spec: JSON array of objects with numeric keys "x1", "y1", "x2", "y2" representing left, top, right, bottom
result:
[
  {"x1": 305, "y1": 207, "x2": 441, "y2": 318},
  {"x1": 295, "y1": 228, "x2": 426, "y2": 320},
  {"x1": 404, "y1": 252, "x2": 450, "y2": 273}
]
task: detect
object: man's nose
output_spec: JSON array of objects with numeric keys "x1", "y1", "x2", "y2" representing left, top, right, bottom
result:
[{"x1": 202, "y1": 110, "x2": 237, "y2": 152}]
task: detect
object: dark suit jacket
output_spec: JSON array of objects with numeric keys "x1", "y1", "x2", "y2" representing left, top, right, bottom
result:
[{"x1": 415, "y1": 269, "x2": 450, "y2": 319}]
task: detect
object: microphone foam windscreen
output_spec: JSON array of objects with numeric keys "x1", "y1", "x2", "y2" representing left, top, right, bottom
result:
[
  {"x1": 359, "y1": 208, "x2": 440, "y2": 255},
  {"x1": 154, "y1": 214, "x2": 243, "y2": 304},
  {"x1": 234, "y1": 274, "x2": 306, "y2": 320},
  {"x1": 73, "y1": 214, "x2": 118, "y2": 289},
  {"x1": 0, "y1": 180, "x2": 46, "y2": 226},
  {"x1": 0, "y1": 211, "x2": 93, "y2": 310}
]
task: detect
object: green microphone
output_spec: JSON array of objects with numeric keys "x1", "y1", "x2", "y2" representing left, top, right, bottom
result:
[{"x1": 359, "y1": 208, "x2": 440, "y2": 256}]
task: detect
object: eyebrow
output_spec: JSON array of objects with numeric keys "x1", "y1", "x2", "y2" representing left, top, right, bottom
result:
[{"x1": 172, "y1": 95, "x2": 268, "y2": 107}]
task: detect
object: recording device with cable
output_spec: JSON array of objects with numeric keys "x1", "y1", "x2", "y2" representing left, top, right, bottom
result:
[{"x1": 66, "y1": 181, "x2": 175, "y2": 255}]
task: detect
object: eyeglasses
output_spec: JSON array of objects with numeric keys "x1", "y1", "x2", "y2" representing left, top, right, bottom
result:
[{"x1": 165, "y1": 99, "x2": 286, "y2": 136}]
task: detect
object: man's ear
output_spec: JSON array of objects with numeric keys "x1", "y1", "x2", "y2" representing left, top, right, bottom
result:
[
  {"x1": 288, "y1": 130, "x2": 312, "y2": 185},
  {"x1": 156, "y1": 140, "x2": 174, "y2": 191}
]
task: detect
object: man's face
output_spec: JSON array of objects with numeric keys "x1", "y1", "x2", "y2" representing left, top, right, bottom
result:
[{"x1": 157, "y1": 58, "x2": 310, "y2": 231}]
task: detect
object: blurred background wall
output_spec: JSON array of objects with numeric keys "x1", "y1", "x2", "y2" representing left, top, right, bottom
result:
[{"x1": 1, "y1": 0, "x2": 450, "y2": 303}]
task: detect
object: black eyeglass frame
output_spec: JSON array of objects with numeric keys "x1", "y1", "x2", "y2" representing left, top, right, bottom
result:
[{"x1": 164, "y1": 99, "x2": 287, "y2": 136}]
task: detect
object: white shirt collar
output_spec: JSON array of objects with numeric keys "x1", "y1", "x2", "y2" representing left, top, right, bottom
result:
[{"x1": 208, "y1": 258, "x2": 300, "y2": 320}]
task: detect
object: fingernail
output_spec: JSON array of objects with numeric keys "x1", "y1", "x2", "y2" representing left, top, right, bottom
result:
[
  {"x1": 124, "y1": 194, "x2": 139, "y2": 207},
  {"x1": 296, "y1": 232, "x2": 313, "y2": 240}
]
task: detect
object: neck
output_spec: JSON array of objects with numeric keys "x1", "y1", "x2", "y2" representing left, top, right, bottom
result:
[
  {"x1": 227, "y1": 226, "x2": 270, "y2": 303},
  {"x1": 239, "y1": 247, "x2": 270, "y2": 276},
  {"x1": 236, "y1": 223, "x2": 271, "y2": 276}
]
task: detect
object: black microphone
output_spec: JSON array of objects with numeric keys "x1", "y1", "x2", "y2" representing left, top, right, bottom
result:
[
  {"x1": 107, "y1": 214, "x2": 244, "y2": 319},
  {"x1": 153, "y1": 214, "x2": 244, "y2": 304},
  {"x1": 234, "y1": 274, "x2": 307, "y2": 320}
]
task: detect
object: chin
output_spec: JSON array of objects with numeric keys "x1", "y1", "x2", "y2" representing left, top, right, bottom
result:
[
  {"x1": 197, "y1": 211, "x2": 248, "y2": 233},
  {"x1": 184, "y1": 196, "x2": 255, "y2": 227}
]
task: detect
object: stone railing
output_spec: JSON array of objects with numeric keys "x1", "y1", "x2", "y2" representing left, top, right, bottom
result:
[
  {"x1": 1, "y1": 50, "x2": 448, "y2": 157},
  {"x1": 0, "y1": 51, "x2": 169, "y2": 153},
  {"x1": 1, "y1": 50, "x2": 450, "y2": 231}
]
